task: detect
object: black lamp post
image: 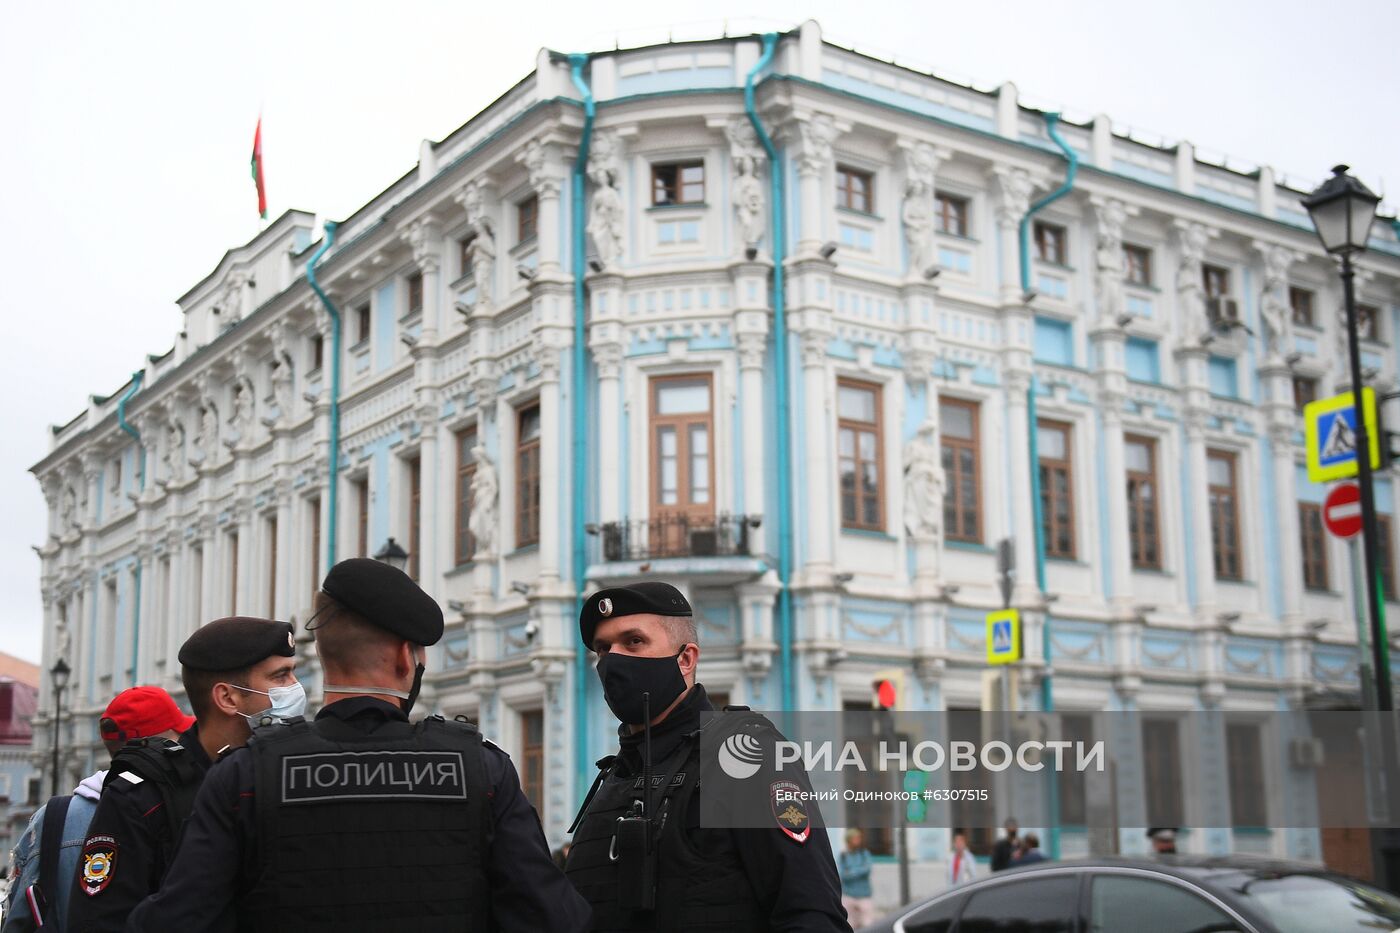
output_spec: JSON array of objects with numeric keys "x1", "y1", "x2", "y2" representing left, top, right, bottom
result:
[
  {"x1": 49, "y1": 657, "x2": 70, "y2": 797},
  {"x1": 373, "y1": 537, "x2": 411, "y2": 573},
  {"x1": 1302, "y1": 165, "x2": 1387, "y2": 711}
]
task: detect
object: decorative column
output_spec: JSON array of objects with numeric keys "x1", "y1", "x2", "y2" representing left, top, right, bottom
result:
[
  {"x1": 798, "y1": 328, "x2": 835, "y2": 578},
  {"x1": 1182, "y1": 406, "x2": 1217, "y2": 619},
  {"x1": 1264, "y1": 373, "x2": 1305, "y2": 625},
  {"x1": 1091, "y1": 198, "x2": 1135, "y2": 609},
  {"x1": 519, "y1": 138, "x2": 565, "y2": 277},
  {"x1": 402, "y1": 214, "x2": 444, "y2": 343},
  {"x1": 792, "y1": 113, "x2": 836, "y2": 258},
  {"x1": 992, "y1": 166, "x2": 1036, "y2": 305},
  {"x1": 1173, "y1": 221, "x2": 1218, "y2": 621},
  {"x1": 1004, "y1": 369, "x2": 1040, "y2": 604},
  {"x1": 534, "y1": 337, "x2": 563, "y2": 584},
  {"x1": 731, "y1": 257, "x2": 771, "y2": 524},
  {"x1": 897, "y1": 140, "x2": 950, "y2": 283},
  {"x1": 592, "y1": 338, "x2": 624, "y2": 527}
]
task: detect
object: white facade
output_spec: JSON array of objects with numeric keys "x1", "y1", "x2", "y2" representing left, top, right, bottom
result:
[{"x1": 27, "y1": 21, "x2": 1400, "y2": 878}]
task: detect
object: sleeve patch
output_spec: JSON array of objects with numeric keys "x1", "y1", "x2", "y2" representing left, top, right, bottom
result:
[{"x1": 80, "y1": 835, "x2": 118, "y2": 896}]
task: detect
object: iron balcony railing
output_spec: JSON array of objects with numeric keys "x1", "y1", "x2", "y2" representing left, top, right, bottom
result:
[{"x1": 592, "y1": 512, "x2": 762, "y2": 562}]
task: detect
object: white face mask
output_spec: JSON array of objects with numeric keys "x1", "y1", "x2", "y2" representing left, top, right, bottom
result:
[{"x1": 230, "y1": 681, "x2": 307, "y2": 726}]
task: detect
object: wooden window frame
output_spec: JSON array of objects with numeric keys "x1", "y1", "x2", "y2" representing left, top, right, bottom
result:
[
  {"x1": 648, "y1": 374, "x2": 716, "y2": 521},
  {"x1": 310, "y1": 334, "x2": 324, "y2": 373},
  {"x1": 1299, "y1": 502, "x2": 1328, "y2": 592},
  {"x1": 651, "y1": 161, "x2": 706, "y2": 207},
  {"x1": 837, "y1": 379, "x2": 885, "y2": 532},
  {"x1": 1123, "y1": 244, "x2": 1152, "y2": 286},
  {"x1": 354, "y1": 304, "x2": 371, "y2": 345},
  {"x1": 1226, "y1": 721, "x2": 1267, "y2": 827},
  {"x1": 455, "y1": 428, "x2": 477, "y2": 566},
  {"x1": 836, "y1": 164, "x2": 874, "y2": 214},
  {"x1": 516, "y1": 403, "x2": 542, "y2": 548},
  {"x1": 521, "y1": 709, "x2": 545, "y2": 811},
  {"x1": 1208, "y1": 449, "x2": 1243, "y2": 581},
  {"x1": 459, "y1": 233, "x2": 476, "y2": 278},
  {"x1": 1126, "y1": 435, "x2": 1162, "y2": 570},
  {"x1": 1289, "y1": 286, "x2": 1315, "y2": 328},
  {"x1": 935, "y1": 193, "x2": 969, "y2": 237},
  {"x1": 1357, "y1": 303, "x2": 1381, "y2": 342},
  {"x1": 1202, "y1": 263, "x2": 1231, "y2": 299},
  {"x1": 517, "y1": 195, "x2": 539, "y2": 244},
  {"x1": 408, "y1": 457, "x2": 422, "y2": 580},
  {"x1": 1033, "y1": 221, "x2": 1068, "y2": 265},
  {"x1": 353, "y1": 477, "x2": 369, "y2": 557},
  {"x1": 1142, "y1": 719, "x2": 1184, "y2": 827},
  {"x1": 941, "y1": 398, "x2": 983, "y2": 544},
  {"x1": 1037, "y1": 419, "x2": 1076, "y2": 560},
  {"x1": 1293, "y1": 376, "x2": 1319, "y2": 412},
  {"x1": 229, "y1": 530, "x2": 240, "y2": 615},
  {"x1": 266, "y1": 515, "x2": 278, "y2": 616},
  {"x1": 310, "y1": 496, "x2": 321, "y2": 604}
]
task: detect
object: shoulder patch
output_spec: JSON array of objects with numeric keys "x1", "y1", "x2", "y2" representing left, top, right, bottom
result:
[
  {"x1": 118, "y1": 770, "x2": 144, "y2": 785},
  {"x1": 80, "y1": 834, "x2": 118, "y2": 895},
  {"x1": 770, "y1": 781, "x2": 811, "y2": 845}
]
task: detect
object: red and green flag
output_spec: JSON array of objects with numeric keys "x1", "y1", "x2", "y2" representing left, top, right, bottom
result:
[{"x1": 251, "y1": 116, "x2": 267, "y2": 219}]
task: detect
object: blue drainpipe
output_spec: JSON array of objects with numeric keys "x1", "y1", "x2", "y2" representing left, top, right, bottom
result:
[
  {"x1": 567, "y1": 52, "x2": 595, "y2": 799},
  {"x1": 116, "y1": 371, "x2": 144, "y2": 685},
  {"x1": 307, "y1": 221, "x2": 343, "y2": 569},
  {"x1": 1018, "y1": 111, "x2": 1077, "y2": 860},
  {"x1": 745, "y1": 33, "x2": 795, "y2": 711}
]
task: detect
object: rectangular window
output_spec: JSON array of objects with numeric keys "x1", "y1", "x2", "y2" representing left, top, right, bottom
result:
[
  {"x1": 1357, "y1": 303, "x2": 1381, "y2": 342},
  {"x1": 309, "y1": 496, "x2": 321, "y2": 603},
  {"x1": 837, "y1": 380, "x2": 884, "y2": 531},
  {"x1": 650, "y1": 376, "x2": 714, "y2": 532},
  {"x1": 836, "y1": 165, "x2": 874, "y2": 213},
  {"x1": 1142, "y1": 719, "x2": 1184, "y2": 827},
  {"x1": 459, "y1": 233, "x2": 476, "y2": 278},
  {"x1": 1380, "y1": 514, "x2": 1397, "y2": 601},
  {"x1": 310, "y1": 334, "x2": 324, "y2": 372},
  {"x1": 408, "y1": 457, "x2": 421, "y2": 580},
  {"x1": 517, "y1": 195, "x2": 538, "y2": 243},
  {"x1": 1208, "y1": 450, "x2": 1242, "y2": 580},
  {"x1": 521, "y1": 710, "x2": 544, "y2": 811},
  {"x1": 940, "y1": 398, "x2": 982, "y2": 543},
  {"x1": 456, "y1": 429, "x2": 477, "y2": 565},
  {"x1": 1037, "y1": 420, "x2": 1075, "y2": 559},
  {"x1": 1126, "y1": 436, "x2": 1161, "y2": 569},
  {"x1": 355, "y1": 304, "x2": 371, "y2": 345},
  {"x1": 266, "y1": 515, "x2": 278, "y2": 616},
  {"x1": 1033, "y1": 221, "x2": 1068, "y2": 265},
  {"x1": 517, "y1": 405, "x2": 542, "y2": 547},
  {"x1": 406, "y1": 271, "x2": 423, "y2": 317},
  {"x1": 229, "y1": 531, "x2": 240, "y2": 615},
  {"x1": 1293, "y1": 376, "x2": 1319, "y2": 412},
  {"x1": 1289, "y1": 286, "x2": 1315, "y2": 328},
  {"x1": 1202, "y1": 263, "x2": 1230, "y2": 299},
  {"x1": 843, "y1": 700, "x2": 894, "y2": 856},
  {"x1": 935, "y1": 193, "x2": 968, "y2": 237},
  {"x1": 652, "y1": 161, "x2": 705, "y2": 206},
  {"x1": 1123, "y1": 244, "x2": 1152, "y2": 286},
  {"x1": 1057, "y1": 714, "x2": 1094, "y2": 826},
  {"x1": 1227, "y1": 722, "x2": 1267, "y2": 827},
  {"x1": 1299, "y1": 503, "x2": 1328, "y2": 591},
  {"x1": 353, "y1": 478, "x2": 369, "y2": 557}
]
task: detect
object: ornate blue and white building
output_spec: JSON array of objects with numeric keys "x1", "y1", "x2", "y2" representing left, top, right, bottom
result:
[{"x1": 27, "y1": 20, "x2": 1400, "y2": 893}]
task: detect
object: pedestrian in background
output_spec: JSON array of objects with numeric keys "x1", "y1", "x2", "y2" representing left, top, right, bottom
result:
[
  {"x1": 947, "y1": 829, "x2": 977, "y2": 886},
  {"x1": 1014, "y1": 832, "x2": 1045, "y2": 865},
  {"x1": 1147, "y1": 827, "x2": 1178, "y2": 855},
  {"x1": 838, "y1": 828, "x2": 875, "y2": 928},
  {"x1": 990, "y1": 817, "x2": 1018, "y2": 871}
]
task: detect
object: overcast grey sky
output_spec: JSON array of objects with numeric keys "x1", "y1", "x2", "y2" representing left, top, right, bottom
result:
[{"x1": 2, "y1": 0, "x2": 1396, "y2": 665}]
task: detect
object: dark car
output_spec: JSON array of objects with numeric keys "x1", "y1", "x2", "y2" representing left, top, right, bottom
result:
[{"x1": 861, "y1": 855, "x2": 1400, "y2": 933}]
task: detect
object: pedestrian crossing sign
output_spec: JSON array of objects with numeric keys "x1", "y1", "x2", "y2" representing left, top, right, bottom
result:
[
  {"x1": 1305, "y1": 388, "x2": 1381, "y2": 483},
  {"x1": 986, "y1": 609, "x2": 1021, "y2": 666}
]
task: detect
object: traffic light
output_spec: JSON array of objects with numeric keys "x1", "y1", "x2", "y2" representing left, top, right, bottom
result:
[{"x1": 871, "y1": 668, "x2": 906, "y2": 711}]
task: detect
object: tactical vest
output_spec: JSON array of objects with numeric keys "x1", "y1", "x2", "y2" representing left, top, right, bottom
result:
[
  {"x1": 238, "y1": 715, "x2": 492, "y2": 933},
  {"x1": 105, "y1": 737, "x2": 206, "y2": 855},
  {"x1": 566, "y1": 711, "x2": 768, "y2": 932}
]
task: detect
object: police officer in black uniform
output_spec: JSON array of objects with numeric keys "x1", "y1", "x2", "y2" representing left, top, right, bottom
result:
[
  {"x1": 71, "y1": 616, "x2": 299, "y2": 933},
  {"x1": 565, "y1": 582, "x2": 851, "y2": 932},
  {"x1": 125, "y1": 557, "x2": 591, "y2": 933}
]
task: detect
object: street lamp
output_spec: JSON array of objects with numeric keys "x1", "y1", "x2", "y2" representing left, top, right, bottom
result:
[
  {"x1": 373, "y1": 537, "x2": 410, "y2": 573},
  {"x1": 49, "y1": 657, "x2": 70, "y2": 797},
  {"x1": 1301, "y1": 165, "x2": 1386, "y2": 711}
]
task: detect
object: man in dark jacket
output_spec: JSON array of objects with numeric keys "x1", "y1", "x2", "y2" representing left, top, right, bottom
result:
[{"x1": 991, "y1": 817, "x2": 1018, "y2": 872}]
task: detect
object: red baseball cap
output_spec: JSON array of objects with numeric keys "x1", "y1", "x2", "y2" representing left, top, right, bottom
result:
[{"x1": 100, "y1": 686, "x2": 196, "y2": 742}]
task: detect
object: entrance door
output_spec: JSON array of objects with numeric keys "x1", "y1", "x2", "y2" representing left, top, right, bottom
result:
[{"x1": 650, "y1": 376, "x2": 714, "y2": 556}]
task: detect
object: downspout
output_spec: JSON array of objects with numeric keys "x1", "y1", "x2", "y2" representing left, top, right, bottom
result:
[
  {"x1": 745, "y1": 33, "x2": 795, "y2": 711},
  {"x1": 567, "y1": 52, "x2": 596, "y2": 799},
  {"x1": 307, "y1": 221, "x2": 343, "y2": 568},
  {"x1": 1019, "y1": 111, "x2": 1077, "y2": 861},
  {"x1": 117, "y1": 372, "x2": 144, "y2": 685}
]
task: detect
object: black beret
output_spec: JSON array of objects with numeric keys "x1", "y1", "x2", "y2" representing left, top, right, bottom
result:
[
  {"x1": 178, "y1": 617, "x2": 296, "y2": 672},
  {"x1": 319, "y1": 558, "x2": 444, "y2": 646},
  {"x1": 579, "y1": 582, "x2": 692, "y2": 647}
]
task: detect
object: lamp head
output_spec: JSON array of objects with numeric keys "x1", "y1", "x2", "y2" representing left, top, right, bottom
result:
[{"x1": 1301, "y1": 165, "x2": 1380, "y2": 256}]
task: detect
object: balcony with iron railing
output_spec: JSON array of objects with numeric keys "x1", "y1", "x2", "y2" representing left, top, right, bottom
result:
[{"x1": 585, "y1": 512, "x2": 767, "y2": 583}]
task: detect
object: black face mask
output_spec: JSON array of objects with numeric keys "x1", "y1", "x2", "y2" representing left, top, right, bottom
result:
[{"x1": 595, "y1": 647, "x2": 688, "y2": 725}]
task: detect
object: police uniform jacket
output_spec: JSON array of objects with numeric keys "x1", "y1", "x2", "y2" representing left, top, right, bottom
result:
[
  {"x1": 123, "y1": 697, "x2": 591, "y2": 933},
  {"x1": 565, "y1": 685, "x2": 850, "y2": 932},
  {"x1": 68, "y1": 724, "x2": 213, "y2": 933}
]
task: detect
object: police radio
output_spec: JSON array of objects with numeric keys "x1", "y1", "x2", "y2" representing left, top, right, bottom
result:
[{"x1": 614, "y1": 691, "x2": 657, "y2": 911}]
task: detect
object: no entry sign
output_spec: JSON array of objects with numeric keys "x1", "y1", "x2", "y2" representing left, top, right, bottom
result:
[{"x1": 1324, "y1": 482, "x2": 1363, "y2": 539}]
